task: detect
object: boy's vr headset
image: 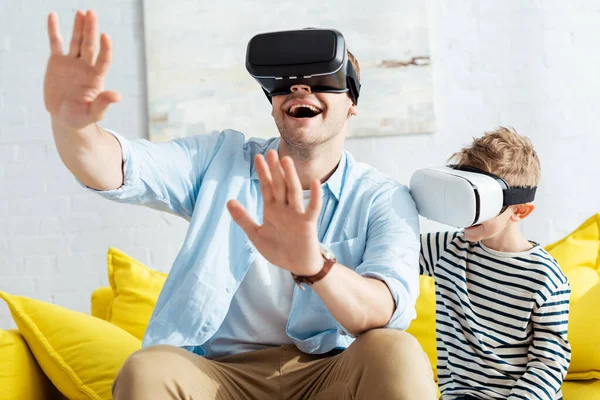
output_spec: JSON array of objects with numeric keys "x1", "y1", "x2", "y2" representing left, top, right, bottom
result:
[
  {"x1": 409, "y1": 165, "x2": 537, "y2": 228},
  {"x1": 245, "y1": 29, "x2": 361, "y2": 105}
]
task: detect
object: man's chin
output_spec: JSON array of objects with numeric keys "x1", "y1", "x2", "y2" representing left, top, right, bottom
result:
[{"x1": 281, "y1": 118, "x2": 319, "y2": 138}]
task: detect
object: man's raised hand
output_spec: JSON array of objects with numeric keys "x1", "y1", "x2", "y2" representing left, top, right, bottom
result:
[
  {"x1": 227, "y1": 150, "x2": 324, "y2": 277},
  {"x1": 44, "y1": 10, "x2": 120, "y2": 130}
]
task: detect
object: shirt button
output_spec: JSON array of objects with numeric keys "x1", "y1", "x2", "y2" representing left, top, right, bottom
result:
[
  {"x1": 202, "y1": 326, "x2": 210, "y2": 332},
  {"x1": 249, "y1": 247, "x2": 255, "y2": 253},
  {"x1": 226, "y1": 287, "x2": 232, "y2": 294}
]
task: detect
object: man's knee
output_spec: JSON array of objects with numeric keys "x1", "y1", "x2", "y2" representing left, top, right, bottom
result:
[
  {"x1": 350, "y1": 329, "x2": 437, "y2": 399},
  {"x1": 112, "y1": 345, "x2": 188, "y2": 396},
  {"x1": 117, "y1": 345, "x2": 176, "y2": 380},
  {"x1": 353, "y1": 328, "x2": 425, "y2": 361}
]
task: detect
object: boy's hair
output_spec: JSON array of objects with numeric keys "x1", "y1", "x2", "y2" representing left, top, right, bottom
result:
[{"x1": 448, "y1": 127, "x2": 540, "y2": 187}]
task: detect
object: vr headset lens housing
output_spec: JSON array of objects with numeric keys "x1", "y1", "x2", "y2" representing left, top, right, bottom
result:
[
  {"x1": 245, "y1": 29, "x2": 361, "y2": 104},
  {"x1": 409, "y1": 165, "x2": 537, "y2": 228}
]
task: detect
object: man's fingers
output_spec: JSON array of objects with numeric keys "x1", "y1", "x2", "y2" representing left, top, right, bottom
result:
[
  {"x1": 80, "y1": 10, "x2": 98, "y2": 65},
  {"x1": 306, "y1": 179, "x2": 322, "y2": 220},
  {"x1": 267, "y1": 150, "x2": 287, "y2": 204},
  {"x1": 281, "y1": 156, "x2": 303, "y2": 211},
  {"x1": 227, "y1": 200, "x2": 259, "y2": 242},
  {"x1": 47, "y1": 13, "x2": 64, "y2": 55},
  {"x1": 255, "y1": 155, "x2": 273, "y2": 202},
  {"x1": 89, "y1": 91, "x2": 121, "y2": 122},
  {"x1": 68, "y1": 10, "x2": 85, "y2": 57},
  {"x1": 95, "y1": 33, "x2": 112, "y2": 76}
]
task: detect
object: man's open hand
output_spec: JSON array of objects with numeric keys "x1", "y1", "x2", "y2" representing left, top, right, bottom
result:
[
  {"x1": 44, "y1": 10, "x2": 120, "y2": 130},
  {"x1": 227, "y1": 150, "x2": 324, "y2": 276}
]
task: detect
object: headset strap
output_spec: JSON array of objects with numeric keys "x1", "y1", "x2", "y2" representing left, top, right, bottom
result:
[
  {"x1": 345, "y1": 60, "x2": 361, "y2": 105},
  {"x1": 448, "y1": 164, "x2": 537, "y2": 206},
  {"x1": 503, "y1": 187, "x2": 537, "y2": 206}
]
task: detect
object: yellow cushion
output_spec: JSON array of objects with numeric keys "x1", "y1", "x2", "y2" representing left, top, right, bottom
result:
[
  {"x1": 406, "y1": 275, "x2": 437, "y2": 380},
  {"x1": 545, "y1": 213, "x2": 600, "y2": 380},
  {"x1": 0, "y1": 328, "x2": 64, "y2": 400},
  {"x1": 90, "y1": 286, "x2": 115, "y2": 321},
  {"x1": 562, "y1": 379, "x2": 600, "y2": 399},
  {"x1": 0, "y1": 291, "x2": 141, "y2": 400},
  {"x1": 107, "y1": 247, "x2": 167, "y2": 340}
]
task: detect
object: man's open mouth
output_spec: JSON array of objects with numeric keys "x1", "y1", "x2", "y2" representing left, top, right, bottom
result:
[{"x1": 286, "y1": 104, "x2": 323, "y2": 118}]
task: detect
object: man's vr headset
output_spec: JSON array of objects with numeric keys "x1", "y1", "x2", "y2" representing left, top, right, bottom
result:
[
  {"x1": 245, "y1": 29, "x2": 361, "y2": 105},
  {"x1": 409, "y1": 165, "x2": 537, "y2": 228}
]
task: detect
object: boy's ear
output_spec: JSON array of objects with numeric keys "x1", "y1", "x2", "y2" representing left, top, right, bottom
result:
[{"x1": 510, "y1": 203, "x2": 535, "y2": 222}]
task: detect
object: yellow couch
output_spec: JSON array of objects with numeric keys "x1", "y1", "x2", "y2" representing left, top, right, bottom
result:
[{"x1": 1, "y1": 214, "x2": 600, "y2": 399}]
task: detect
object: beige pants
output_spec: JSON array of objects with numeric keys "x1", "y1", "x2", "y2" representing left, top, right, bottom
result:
[{"x1": 112, "y1": 329, "x2": 437, "y2": 400}]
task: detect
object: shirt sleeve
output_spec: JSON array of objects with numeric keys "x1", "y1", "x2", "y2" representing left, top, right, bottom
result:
[
  {"x1": 351, "y1": 183, "x2": 421, "y2": 332},
  {"x1": 507, "y1": 283, "x2": 572, "y2": 400},
  {"x1": 419, "y1": 231, "x2": 457, "y2": 277},
  {"x1": 80, "y1": 128, "x2": 227, "y2": 220}
]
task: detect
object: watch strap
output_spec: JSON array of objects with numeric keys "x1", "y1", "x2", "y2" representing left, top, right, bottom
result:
[{"x1": 291, "y1": 257, "x2": 336, "y2": 289}]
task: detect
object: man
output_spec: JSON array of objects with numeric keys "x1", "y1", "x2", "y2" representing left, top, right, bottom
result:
[{"x1": 44, "y1": 9, "x2": 437, "y2": 400}]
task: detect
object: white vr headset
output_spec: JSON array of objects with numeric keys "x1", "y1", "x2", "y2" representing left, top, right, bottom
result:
[{"x1": 409, "y1": 165, "x2": 537, "y2": 228}]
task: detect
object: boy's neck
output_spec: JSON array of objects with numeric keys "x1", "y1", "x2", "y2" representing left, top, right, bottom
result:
[{"x1": 480, "y1": 222, "x2": 534, "y2": 253}]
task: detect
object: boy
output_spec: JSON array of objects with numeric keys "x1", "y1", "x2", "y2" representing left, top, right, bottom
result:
[{"x1": 419, "y1": 127, "x2": 571, "y2": 399}]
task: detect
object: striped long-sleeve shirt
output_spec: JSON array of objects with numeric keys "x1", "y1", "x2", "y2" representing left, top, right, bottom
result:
[{"x1": 419, "y1": 232, "x2": 571, "y2": 400}]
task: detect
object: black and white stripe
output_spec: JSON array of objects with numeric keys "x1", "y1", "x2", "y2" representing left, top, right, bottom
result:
[{"x1": 419, "y1": 232, "x2": 571, "y2": 400}]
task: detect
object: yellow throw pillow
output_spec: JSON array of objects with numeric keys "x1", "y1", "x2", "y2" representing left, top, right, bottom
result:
[
  {"x1": 0, "y1": 292, "x2": 141, "y2": 400},
  {"x1": 0, "y1": 328, "x2": 64, "y2": 400},
  {"x1": 107, "y1": 247, "x2": 167, "y2": 340},
  {"x1": 90, "y1": 286, "x2": 115, "y2": 321},
  {"x1": 545, "y1": 213, "x2": 600, "y2": 380},
  {"x1": 406, "y1": 275, "x2": 438, "y2": 380}
]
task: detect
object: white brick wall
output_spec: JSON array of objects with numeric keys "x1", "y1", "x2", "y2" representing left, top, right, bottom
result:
[
  {"x1": 1, "y1": 0, "x2": 599, "y2": 329},
  {"x1": 346, "y1": 0, "x2": 600, "y2": 240},
  {"x1": 0, "y1": 0, "x2": 188, "y2": 328}
]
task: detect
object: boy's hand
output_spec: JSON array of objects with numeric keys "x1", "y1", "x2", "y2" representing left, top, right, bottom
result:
[{"x1": 44, "y1": 10, "x2": 120, "y2": 131}]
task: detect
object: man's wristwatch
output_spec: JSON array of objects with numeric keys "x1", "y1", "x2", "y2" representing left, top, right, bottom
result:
[{"x1": 291, "y1": 244, "x2": 337, "y2": 290}]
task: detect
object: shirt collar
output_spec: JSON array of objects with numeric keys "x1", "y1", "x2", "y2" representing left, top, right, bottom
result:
[
  {"x1": 323, "y1": 151, "x2": 346, "y2": 201},
  {"x1": 250, "y1": 138, "x2": 348, "y2": 201},
  {"x1": 250, "y1": 137, "x2": 280, "y2": 181}
]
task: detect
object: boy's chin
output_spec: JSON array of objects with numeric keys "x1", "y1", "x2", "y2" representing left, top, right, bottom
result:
[{"x1": 463, "y1": 225, "x2": 483, "y2": 242}]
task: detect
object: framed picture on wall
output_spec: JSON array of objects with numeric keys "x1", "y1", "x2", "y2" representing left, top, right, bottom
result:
[{"x1": 142, "y1": 0, "x2": 435, "y2": 142}]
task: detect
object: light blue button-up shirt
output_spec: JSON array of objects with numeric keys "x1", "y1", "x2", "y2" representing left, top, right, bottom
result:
[{"x1": 89, "y1": 128, "x2": 420, "y2": 355}]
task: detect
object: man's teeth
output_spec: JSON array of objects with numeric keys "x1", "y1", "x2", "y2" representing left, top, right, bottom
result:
[{"x1": 289, "y1": 104, "x2": 321, "y2": 114}]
